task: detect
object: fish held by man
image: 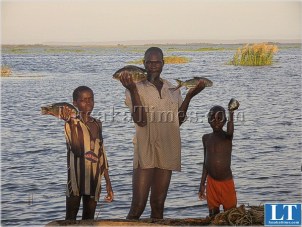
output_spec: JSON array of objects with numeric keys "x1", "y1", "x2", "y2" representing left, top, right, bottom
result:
[
  {"x1": 41, "y1": 102, "x2": 78, "y2": 120},
  {"x1": 228, "y1": 98, "x2": 240, "y2": 111},
  {"x1": 113, "y1": 65, "x2": 147, "y2": 83},
  {"x1": 171, "y1": 77, "x2": 213, "y2": 91}
]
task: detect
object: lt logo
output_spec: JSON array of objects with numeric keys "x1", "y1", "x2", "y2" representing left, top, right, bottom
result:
[{"x1": 265, "y1": 204, "x2": 301, "y2": 226}]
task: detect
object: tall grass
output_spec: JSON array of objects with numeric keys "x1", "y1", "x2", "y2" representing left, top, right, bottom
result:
[
  {"x1": 44, "y1": 48, "x2": 84, "y2": 53},
  {"x1": 163, "y1": 56, "x2": 190, "y2": 64},
  {"x1": 194, "y1": 47, "x2": 225, "y2": 52},
  {"x1": 129, "y1": 56, "x2": 190, "y2": 64},
  {"x1": 229, "y1": 43, "x2": 278, "y2": 66},
  {"x1": 1, "y1": 65, "x2": 12, "y2": 77}
]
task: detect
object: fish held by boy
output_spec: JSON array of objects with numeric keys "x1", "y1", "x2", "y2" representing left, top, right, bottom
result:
[
  {"x1": 41, "y1": 102, "x2": 81, "y2": 156},
  {"x1": 228, "y1": 98, "x2": 240, "y2": 111},
  {"x1": 41, "y1": 102, "x2": 78, "y2": 120},
  {"x1": 113, "y1": 65, "x2": 147, "y2": 83},
  {"x1": 171, "y1": 77, "x2": 213, "y2": 91}
]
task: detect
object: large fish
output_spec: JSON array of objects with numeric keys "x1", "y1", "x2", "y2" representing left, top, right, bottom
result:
[
  {"x1": 41, "y1": 102, "x2": 78, "y2": 119},
  {"x1": 41, "y1": 102, "x2": 83, "y2": 157},
  {"x1": 228, "y1": 98, "x2": 240, "y2": 111},
  {"x1": 172, "y1": 77, "x2": 213, "y2": 91},
  {"x1": 113, "y1": 65, "x2": 147, "y2": 83}
]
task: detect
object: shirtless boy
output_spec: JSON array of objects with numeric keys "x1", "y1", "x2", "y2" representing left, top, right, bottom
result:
[{"x1": 198, "y1": 105, "x2": 237, "y2": 217}]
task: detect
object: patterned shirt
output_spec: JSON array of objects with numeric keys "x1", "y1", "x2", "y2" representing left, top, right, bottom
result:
[
  {"x1": 125, "y1": 78, "x2": 183, "y2": 171},
  {"x1": 64, "y1": 118, "x2": 108, "y2": 201}
]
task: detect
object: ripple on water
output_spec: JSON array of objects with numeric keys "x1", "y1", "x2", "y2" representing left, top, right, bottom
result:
[{"x1": 1, "y1": 46, "x2": 301, "y2": 226}]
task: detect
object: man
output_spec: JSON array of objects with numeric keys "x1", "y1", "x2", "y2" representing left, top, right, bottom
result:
[{"x1": 120, "y1": 47, "x2": 205, "y2": 219}]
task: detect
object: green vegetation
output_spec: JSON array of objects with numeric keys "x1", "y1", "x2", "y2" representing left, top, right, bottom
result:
[
  {"x1": 194, "y1": 47, "x2": 225, "y2": 51},
  {"x1": 164, "y1": 56, "x2": 190, "y2": 64},
  {"x1": 129, "y1": 56, "x2": 190, "y2": 64},
  {"x1": 9, "y1": 48, "x2": 29, "y2": 54},
  {"x1": 44, "y1": 48, "x2": 85, "y2": 53},
  {"x1": 229, "y1": 43, "x2": 278, "y2": 66}
]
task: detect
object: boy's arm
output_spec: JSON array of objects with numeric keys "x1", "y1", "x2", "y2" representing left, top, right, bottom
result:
[
  {"x1": 103, "y1": 169, "x2": 114, "y2": 202},
  {"x1": 97, "y1": 120, "x2": 114, "y2": 202},
  {"x1": 121, "y1": 74, "x2": 147, "y2": 127},
  {"x1": 178, "y1": 81, "x2": 205, "y2": 125},
  {"x1": 199, "y1": 135, "x2": 208, "y2": 200},
  {"x1": 226, "y1": 110, "x2": 234, "y2": 139}
]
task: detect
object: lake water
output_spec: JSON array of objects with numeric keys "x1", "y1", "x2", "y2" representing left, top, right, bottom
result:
[{"x1": 1, "y1": 44, "x2": 301, "y2": 226}]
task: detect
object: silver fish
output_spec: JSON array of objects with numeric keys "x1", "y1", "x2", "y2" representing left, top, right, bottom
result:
[
  {"x1": 113, "y1": 65, "x2": 147, "y2": 83},
  {"x1": 228, "y1": 98, "x2": 240, "y2": 111},
  {"x1": 41, "y1": 102, "x2": 78, "y2": 119},
  {"x1": 41, "y1": 102, "x2": 83, "y2": 157},
  {"x1": 172, "y1": 77, "x2": 213, "y2": 91}
]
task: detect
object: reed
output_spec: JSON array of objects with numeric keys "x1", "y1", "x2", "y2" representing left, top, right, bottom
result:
[
  {"x1": 229, "y1": 43, "x2": 278, "y2": 66},
  {"x1": 129, "y1": 56, "x2": 190, "y2": 64},
  {"x1": 164, "y1": 56, "x2": 190, "y2": 64},
  {"x1": 44, "y1": 48, "x2": 84, "y2": 53},
  {"x1": 1, "y1": 65, "x2": 12, "y2": 77},
  {"x1": 194, "y1": 47, "x2": 225, "y2": 52},
  {"x1": 10, "y1": 48, "x2": 28, "y2": 54}
]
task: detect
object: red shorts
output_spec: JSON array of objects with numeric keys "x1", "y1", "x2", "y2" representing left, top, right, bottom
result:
[{"x1": 206, "y1": 175, "x2": 237, "y2": 210}]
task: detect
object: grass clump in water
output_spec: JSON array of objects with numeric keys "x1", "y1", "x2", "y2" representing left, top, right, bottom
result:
[
  {"x1": 194, "y1": 47, "x2": 225, "y2": 51},
  {"x1": 9, "y1": 48, "x2": 28, "y2": 54},
  {"x1": 129, "y1": 56, "x2": 190, "y2": 64},
  {"x1": 229, "y1": 43, "x2": 278, "y2": 66},
  {"x1": 164, "y1": 56, "x2": 190, "y2": 64},
  {"x1": 44, "y1": 48, "x2": 84, "y2": 54},
  {"x1": 1, "y1": 65, "x2": 12, "y2": 77}
]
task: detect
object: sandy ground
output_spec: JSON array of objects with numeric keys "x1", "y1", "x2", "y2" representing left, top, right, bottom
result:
[
  {"x1": 46, "y1": 205, "x2": 264, "y2": 226},
  {"x1": 46, "y1": 218, "x2": 212, "y2": 226}
]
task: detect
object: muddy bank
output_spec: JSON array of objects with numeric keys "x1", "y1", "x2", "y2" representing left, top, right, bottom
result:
[
  {"x1": 46, "y1": 218, "x2": 211, "y2": 226},
  {"x1": 46, "y1": 205, "x2": 264, "y2": 226}
]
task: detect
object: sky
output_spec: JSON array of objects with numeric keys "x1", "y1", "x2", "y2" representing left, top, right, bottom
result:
[{"x1": 1, "y1": 0, "x2": 301, "y2": 45}]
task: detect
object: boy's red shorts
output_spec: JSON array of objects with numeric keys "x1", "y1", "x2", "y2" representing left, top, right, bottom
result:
[{"x1": 206, "y1": 175, "x2": 237, "y2": 210}]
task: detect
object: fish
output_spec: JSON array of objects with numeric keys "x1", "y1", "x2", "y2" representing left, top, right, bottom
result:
[
  {"x1": 41, "y1": 102, "x2": 82, "y2": 157},
  {"x1": 228, "y1": 98, "x2": 240, "y2": 111},
  {"x1": 171, "y1": 77, "x2": 213, "y2": 91},
  {"x1": 41, "y1": 102, "x2": 78, "y2": 119},
  {"x1": 113, "y1": 65, "x2": 147, "y2": 83}
]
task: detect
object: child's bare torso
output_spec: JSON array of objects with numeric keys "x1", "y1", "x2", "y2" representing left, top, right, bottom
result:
[{"x1": 203, "y1": 131, "x2": 233, "y2": 181}]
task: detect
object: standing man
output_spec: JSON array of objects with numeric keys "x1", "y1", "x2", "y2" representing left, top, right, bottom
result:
[{"x1": 120, "y1": 47, "x2": 205, "y2": 219}]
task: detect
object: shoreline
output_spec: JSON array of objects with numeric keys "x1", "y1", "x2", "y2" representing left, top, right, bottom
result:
[
  {"x1": 46, "y1": 218, "x2": 212, "y2": 226},
  {"x1": 46, "y1": 205, "x2": 264, "y2": 226},
  {"x1": 2, "y1": 41, "x2": 301, "y2": 48}
]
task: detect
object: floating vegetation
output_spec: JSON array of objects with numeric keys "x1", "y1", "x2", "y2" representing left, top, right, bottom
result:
[
  {"x1": 165, "y1": 47, "x2": 226, "y2": 52},
  {"x1": 129, "y1": 56, "x2": 190, "y2": 64},
  {"x1": 194, "y1": 47, "x2": 225, "y2": 51},
  {"x1": 8, "y1": 48, "x2": 29, "y2": 54},
  {"x1": 44, "y1": 48, "x2": 85, "y2": 54},
  {"x1": 229, "y1": 43, "x2": 278, "y2": 66},
  {"x1": 164, "y1": 56, "x2": 190, "y2": 64},
  {"x1": 1, "y1": 66, "x2": 12, "y2": 77},
  {"x1": 278, "y1": 44, "x2": 301, "y2": 49}
]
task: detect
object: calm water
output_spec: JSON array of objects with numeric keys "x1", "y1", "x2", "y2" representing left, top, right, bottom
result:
[{"x1": 1, "y1": 44, "x2": 301, "y2": 226}]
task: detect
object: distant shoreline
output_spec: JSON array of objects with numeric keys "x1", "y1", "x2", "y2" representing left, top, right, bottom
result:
[{"x1": 1, "y1": 39, "x2": 301, "y2": 47}]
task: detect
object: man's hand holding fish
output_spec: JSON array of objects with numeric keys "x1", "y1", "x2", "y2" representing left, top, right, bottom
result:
[
  {"x1": 119, "y1": 72, "x2": 137, "y2": 91},
  {"x1": 186, "y1": 80, "x2": 206, "y2": 99}
]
